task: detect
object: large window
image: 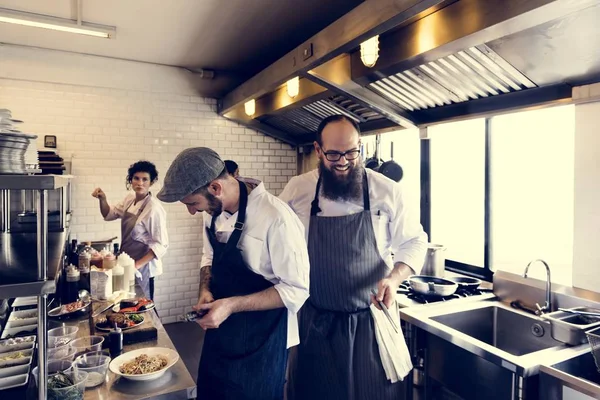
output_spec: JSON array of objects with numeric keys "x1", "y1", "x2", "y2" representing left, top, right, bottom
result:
[
  {"x1": 490, "y1": 106, "x2": 574, "y2": 285},
  {"x1": 430, "y1": 119, "x2": 486, "y2": 268},
  {"x1": 426, "y1": 105, "x2": 575, "y2": 284}
]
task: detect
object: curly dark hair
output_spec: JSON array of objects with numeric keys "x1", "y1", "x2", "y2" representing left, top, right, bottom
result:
[{"x1": 126, "y1": 161, "x2": 159, "y2": 190}]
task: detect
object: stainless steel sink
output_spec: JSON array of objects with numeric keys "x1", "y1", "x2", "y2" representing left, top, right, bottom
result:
[
  {"x1": 431, "y1": 305, "x2": 562, "y2": 356},
  {"x1": 540, "y1": 351, "x2": 600, "y2": 399}
]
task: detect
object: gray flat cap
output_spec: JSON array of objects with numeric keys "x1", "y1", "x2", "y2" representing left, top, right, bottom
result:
[{"x1": 157, "y1": 147, "x2": 225, "y2": 203}]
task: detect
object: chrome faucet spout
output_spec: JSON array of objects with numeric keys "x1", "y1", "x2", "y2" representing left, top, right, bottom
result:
[{"x1": 523, "y1": 259, "x2": 552, "y2": 315}]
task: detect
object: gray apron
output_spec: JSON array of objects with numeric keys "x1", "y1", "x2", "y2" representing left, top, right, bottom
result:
[
  {"x1": 287, "y1": 172, "x2": 404, "y2": 400},
  {"x1": 121, "y1": 195, "x2": 152, "y2": 298}
]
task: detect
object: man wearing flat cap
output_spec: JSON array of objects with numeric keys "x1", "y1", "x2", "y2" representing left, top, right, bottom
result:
[{"x1": 157, "y1": 147, "x2": 310, "y2": 400}]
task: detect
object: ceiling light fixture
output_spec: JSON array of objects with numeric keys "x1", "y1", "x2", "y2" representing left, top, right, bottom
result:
[
  {"x1": 0, "y1": 7, "x2": 115, "y2": 38},
  {"x1": 244, "y1": 99, "x2": 256, "y2": 117},
  {"x1": 360, "y1": 35, "x2": 380, "y2": 68},
  {"x1": 286, "y1": 77, "x2": 299, "y2": 98}
]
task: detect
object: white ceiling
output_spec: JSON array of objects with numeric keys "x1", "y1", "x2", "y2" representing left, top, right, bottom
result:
[{"x1": 0, "y1": 0, "x2": 363, "y2": 97}]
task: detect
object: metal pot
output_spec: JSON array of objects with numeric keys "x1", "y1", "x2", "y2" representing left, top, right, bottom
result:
[
  {"x1": 421, "y1": 244, "x2": 446, "y2": 277},
  {"x1": 408, "y1": 275, "x2": 458, "y2": 297}
]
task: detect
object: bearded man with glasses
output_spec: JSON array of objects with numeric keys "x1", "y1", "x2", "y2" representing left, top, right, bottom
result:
[{"x1": 280, "y1": 114, "x2": 428, "y2": 400}]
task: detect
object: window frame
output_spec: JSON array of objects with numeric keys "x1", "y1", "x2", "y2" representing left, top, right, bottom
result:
[{"x1": 421, "y1": 117, "x2": 494, "y2": 282}]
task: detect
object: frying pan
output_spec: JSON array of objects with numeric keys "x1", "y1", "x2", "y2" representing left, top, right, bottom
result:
[
  {"x1": 408, "y1": 275, "x2": 458, "y2": 297},
  {"x1": 452, "y1": 276, "x2": 482, "y2": 291}
]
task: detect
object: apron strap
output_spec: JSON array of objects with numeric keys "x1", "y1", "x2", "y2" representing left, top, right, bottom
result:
[
  {"x1": 226, "y1": 180, "x2": 248, "y2": 249},
  {"x1": 208, "y1": 180, "x2": 249, "y2": 250},
  {"x1": 310, "y1": 170, "x2": 371, "y2": 216}
]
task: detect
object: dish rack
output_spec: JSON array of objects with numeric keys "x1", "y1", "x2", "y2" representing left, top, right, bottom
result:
[{"x1": 586, "y1": 326, "x2": 600, "y2": 373}]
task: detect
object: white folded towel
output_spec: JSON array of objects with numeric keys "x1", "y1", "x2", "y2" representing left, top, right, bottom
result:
[{"x1": 370, "y1": 301, "x2": 413, "y2": 383}]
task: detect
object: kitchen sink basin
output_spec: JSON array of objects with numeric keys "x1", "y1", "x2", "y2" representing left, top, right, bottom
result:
[{"x1": 431, "y1": 305, "x2": 562, "y2": 356}]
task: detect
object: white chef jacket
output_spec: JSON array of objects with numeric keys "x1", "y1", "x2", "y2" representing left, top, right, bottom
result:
[
  {"x1": 279, "y1": 169, "x2": 428, "y2": 274},
  {"x1": 105, "y1": 193, "x2": 169, "y2": 278},
  {"x1": 200, "y1": 178, "x2": 310, "y2": 348}
]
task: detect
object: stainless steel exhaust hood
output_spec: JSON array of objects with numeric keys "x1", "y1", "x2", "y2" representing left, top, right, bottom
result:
[
  {"x1": 368, "y1": 45, "x2": 536, "y2": 111},
  {"x1": 221, "y1": 0, "x2": 600, "y2": 145}
]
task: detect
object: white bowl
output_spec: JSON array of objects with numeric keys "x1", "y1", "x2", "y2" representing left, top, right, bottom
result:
[{"x1": 109, "y1": 347, "x2": 179, "y2": 382}]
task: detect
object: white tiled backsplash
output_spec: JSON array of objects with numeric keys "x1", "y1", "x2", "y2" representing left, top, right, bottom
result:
[{"x1": 0, "y1": 78, "x2": 298, "y2": 323}]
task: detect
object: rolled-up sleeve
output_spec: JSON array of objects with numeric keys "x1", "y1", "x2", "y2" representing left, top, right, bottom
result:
[
  {"x1": 267, "y1": 217, "x2": 310, "y2": 314},
  {"x1": 390, "y1": 184, "x2": 428, "y2": 274},
  {"x1": 104, "y1": 198, "x2": 126, "y2": 221},
  {"x1": 200, "y1": 212, "x2": 214, "y2": 268},
  {"x1": 143, "y1": 207, "x2": 169, "y2": 260}
]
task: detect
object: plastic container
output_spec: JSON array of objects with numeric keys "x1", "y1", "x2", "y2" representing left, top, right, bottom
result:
[
  {"x1": 117, "y1": 252, "x2": 136, "y2": 293},
  {"x1": 48, "y1": 326, "x2": 79, "y2": 348},
  {"x1": 32, "y1": 359, "x2": 73, "y2": 387},
  {"x1": 47, "y1": 370, "x2": 88, "y2": 400},
  {"x1": 69, "y1": 336, "x2": 104, "y2": 359},
  {"x1": 112, "y1": 263, "x2": 126, "y2": 293},
  {"x1": 72, "y1": 351, "x2": 111, "y2": 388},
  {"x1": 49, "y1": 344, "x2": 78, "y2": 362}
]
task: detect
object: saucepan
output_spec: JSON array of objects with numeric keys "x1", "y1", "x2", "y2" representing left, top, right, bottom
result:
[{"x1": 407, "y1": 275, "x2": 459, "y2": 297}]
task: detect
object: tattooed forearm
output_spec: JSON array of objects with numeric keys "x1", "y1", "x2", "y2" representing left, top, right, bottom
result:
[{"x1": 199, "y1": 265, "x2": 212, "y2": 292}]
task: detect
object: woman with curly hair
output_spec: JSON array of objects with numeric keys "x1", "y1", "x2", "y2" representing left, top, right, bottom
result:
[{"x1": 92, "y1": 161, "x2": 169, "y2": 300}]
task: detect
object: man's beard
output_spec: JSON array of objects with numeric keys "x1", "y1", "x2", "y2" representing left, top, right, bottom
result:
[
  {"x1": 204, "y1": 192, "x2": 223, "y2": 217},
  {"x1": 319, "y1": 159, "x2": 364, "y2": 201}
]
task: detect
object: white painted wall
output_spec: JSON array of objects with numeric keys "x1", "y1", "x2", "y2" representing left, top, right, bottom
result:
[
  {"x1": 572, "y1": 85, "x2": 600, "y2": 291},
  {"x1": 0, "y1": 45, "x2": 297, "y2": 323}
]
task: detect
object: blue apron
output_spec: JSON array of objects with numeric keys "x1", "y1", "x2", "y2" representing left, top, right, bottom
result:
[{"x1": 197, "y1": 180, "x2": 288, "y2": 400}]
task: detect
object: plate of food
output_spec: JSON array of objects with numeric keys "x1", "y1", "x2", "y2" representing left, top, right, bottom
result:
[
  {"x1": 48, "y1": 300, "x2": 90, "y2": 317},
  {"x1": 109, "y1": 347, "x2": 179, "y2": 382},
  {"x1": 111, "y1": 298, "x2": 155, "y2": 314},
  {"x1": 95, "y1": 313, "x2": 144, "y2": 331}
]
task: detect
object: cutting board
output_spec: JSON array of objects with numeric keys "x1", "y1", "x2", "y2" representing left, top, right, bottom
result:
[{"x1": 90, "y1": 312, "x2": 158, "y2": 346}]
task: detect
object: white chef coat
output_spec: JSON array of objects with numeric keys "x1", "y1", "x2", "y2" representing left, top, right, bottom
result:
[
  {"x1": 105, "y1": 193, "x2": 169, "y2": 278},
  {"x1": 200, "y1": 178, "x2": 310, "y2": 348},
  {"x1": 279, "y1": 169, "x2": 428, "y2": 274}
]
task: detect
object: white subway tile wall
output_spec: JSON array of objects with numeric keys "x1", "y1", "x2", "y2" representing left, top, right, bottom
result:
[{"x1": 0, "y1": 78, "x2": 298, "y2": 324}]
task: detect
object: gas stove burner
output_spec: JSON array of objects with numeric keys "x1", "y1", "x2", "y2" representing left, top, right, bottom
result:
[
  {"x1": 406, "y1": 293, "x2": 461, "y2": 304},
  {"x1": 398, "y1": 279, "x2": 492, "y2": 304}
]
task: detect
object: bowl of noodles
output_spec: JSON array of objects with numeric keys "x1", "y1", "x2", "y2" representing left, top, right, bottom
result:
[{"x1": 108, "y1": 347, "x2": 179, "y2": 382}]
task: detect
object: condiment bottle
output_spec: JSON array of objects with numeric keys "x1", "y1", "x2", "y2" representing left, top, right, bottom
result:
[{"x1": 109, "y1": 325, "x2": 123, "y2": 358}]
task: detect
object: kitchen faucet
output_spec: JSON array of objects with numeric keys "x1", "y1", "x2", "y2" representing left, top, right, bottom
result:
[{"x1": 523, "y1": 259, "x2": 552, "y2": 315}]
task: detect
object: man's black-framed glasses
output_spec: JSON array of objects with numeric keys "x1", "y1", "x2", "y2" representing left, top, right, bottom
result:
[{"x1": 322, "y1": 148, "x2": 361, "y2": 162}]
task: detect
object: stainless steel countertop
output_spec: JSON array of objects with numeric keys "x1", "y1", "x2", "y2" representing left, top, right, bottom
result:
[{"x1": 67, "y1": 302, "x2": 197, "y2": 400}]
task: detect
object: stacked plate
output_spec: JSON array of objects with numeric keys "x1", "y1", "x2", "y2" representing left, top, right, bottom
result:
[
  {"x1": 0, "y1": 109, "x2": 38, "y2": 175},
  {"x1": 38, "y1": 151, "x2": 65, "y2": 175}
]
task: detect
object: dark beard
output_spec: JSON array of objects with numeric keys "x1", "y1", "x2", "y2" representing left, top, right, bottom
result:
[
  {"x1": 204, "y1": 192, "x2": 223, "y2": 217},
  {"x1": 319, "y1": 159, "x2": 364, "y2": 201}
]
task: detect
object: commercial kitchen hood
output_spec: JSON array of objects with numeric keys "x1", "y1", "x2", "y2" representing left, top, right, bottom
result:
[{"x1": 220, "y1": 0, "x2": 600, "y2": 146}]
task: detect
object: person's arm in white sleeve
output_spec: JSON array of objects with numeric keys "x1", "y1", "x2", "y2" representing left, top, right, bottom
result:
[
  {"x1": 389, "y1": 183, "x2": 428, "y2": 273},
  {"x1": 195, "y1": 214, "x2": 310, "y2": 330},
  {"x1": 104, "y1": 197, "x2": 126, "y2": 222},
  {"x1": 265, "y1": 216, "x2": 310, "y2": 314},
  {"x1": 374, "y1": 183, "x2": 428, "y2": 309}
]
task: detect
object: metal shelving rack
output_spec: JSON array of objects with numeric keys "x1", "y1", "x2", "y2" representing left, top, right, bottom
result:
[{"x1": 0, "y1": 174, "x2": 72, "y2": 400}]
